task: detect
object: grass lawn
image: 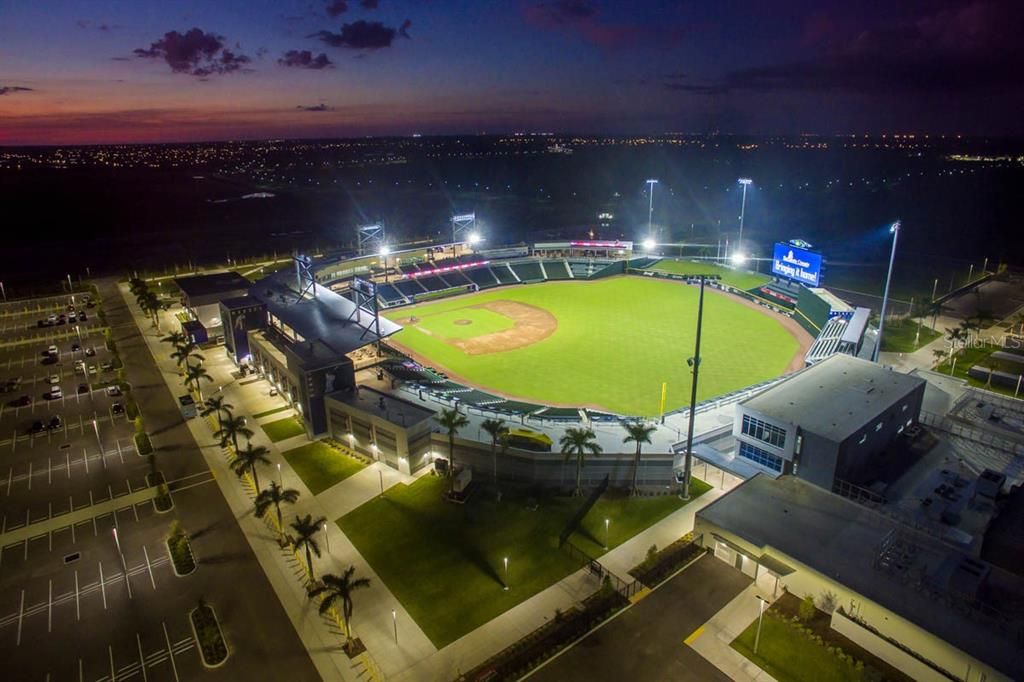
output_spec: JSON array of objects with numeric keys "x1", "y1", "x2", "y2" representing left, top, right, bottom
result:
[
  {"x1": 282, "y1": 441, "x2": 365, "y2": 494},
  {"x1": 385, "y1": 277, "x2": 797, "y2": 416},
  {"x1": 261, "y1": 416, "x2": 306, "y2": 442},
  {"x1": 646, "y1": 259, "x2": 771, "y2": 292},
  {"x1": 338, "y1": 475, "x2": 709, "y2": 647},
  {"x1": 252, "y1": 405, "x2": 293, "y2": 420},
  {"x1": 732, "y1": 614, "x2": 861, "y2": 682},
  {"x1": 880, "y1": 319, "x2": 942, "y2": 352},
  {"x1": 937, "y1": 346, "x2": 1023, "y2": 398}
]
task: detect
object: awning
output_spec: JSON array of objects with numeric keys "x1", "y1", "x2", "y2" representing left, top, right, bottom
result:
[{"x1": 757, "y1": 553, "x2": 795, "y2": 577}]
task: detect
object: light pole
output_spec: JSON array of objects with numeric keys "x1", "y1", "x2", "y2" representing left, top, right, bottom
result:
[
  {"x1": 737, "y1": 178, "x2": 752, "y2": 257},
  {"x1": 646, "y1": 179, "x2": 658, "y2": 242},
  {"x1": 681, "y1": 276, "x2": 706, "y2": 500},
  {"x1": 753, "y1": 595, "x2": 768, "y2": 655},
  {"x1": 931, "y1": 278, "x2": 938, "y2": 303},
  {"x1": 323, "y1": 522, "x2": 330, "y2": 553},
  {"x1": 872, "y1": 221, "x2": 901, "y2": 363},
  {"x1": 66, "y1": 273, "x2": 73, "y2": 291},
  {"x1": 968, "y1": 263, "x2": 974, "y2": 283},
  {"x1": 0, "y1": 280, "x2": 5, "y2": 302},
  {"x1": 277, "y1": 462, "x2": 282, "y2": 486},
  {"x1": 503, "y1": 556, "x2": 509, "y2": 590},
  {"x1": 92, "y1": 418, "x2": 102, "y2": 453},
  {"x1": 392, "y1": 609, "x2": 398, "y2": 644},
  {"x1": 604, "y1": 518, "x2": 610, "y2": 550}
]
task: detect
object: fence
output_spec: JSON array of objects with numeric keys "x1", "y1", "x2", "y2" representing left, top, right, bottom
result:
[
  {"x1": 562, "y1": 540, "x2": 641, "y2": 600},
  {"x1": 920, "y1": 411, "x2": 1024, "y2": 456}
]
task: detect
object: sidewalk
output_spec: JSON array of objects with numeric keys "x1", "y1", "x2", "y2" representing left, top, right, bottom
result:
[{"x1": 687, "y1": 583, "x2": 778, "y2": 682}]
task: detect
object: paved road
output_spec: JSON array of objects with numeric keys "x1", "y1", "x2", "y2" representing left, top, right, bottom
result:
[{"x1": 531, "y1": 555, "x2": 750, "y2": 682}]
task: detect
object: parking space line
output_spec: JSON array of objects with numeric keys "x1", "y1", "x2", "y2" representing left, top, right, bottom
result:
[
  {"x1": 48, "y1": 456, "x2": 52, "y2": 485},
  {"x1": 83, "y1": 448, "x2": 89, "y2": 474},
  {"x1": 162, "y1": 621, "x2": 180, "y2": 682},
  {"x1": 5, "y1": 467, "x2": 11, "y2": 495},
  {"x1": 27, "y1": 461, "x2": 32, "y2": 490},
  {"x1": 137, "y1": 633, "x2": 149, "y2": 682},
  {"x1": 48, "y1": 579, "x2": 52, "y2": 633},
  {"x1": 66, "y1": 451, "x2": 71, "y2": 479},
  {"x1": 99, "y1": 561, "x2": 107, "y2": 609},
  {"x1": 16, "y1": 589, "x2": 24, "y2": 646},
  {"x1": 110, "y1": 645, "x2": 117, "y2": 682},
  {"x1": 79, "y1": 658, "x2": 83, "y2": 682},
  {"x1": 75, "y1": 570, "x2": 80, "y2": 621},
  {"x1": 143, "y1": 546, "x2": 156, "y2": 590}
]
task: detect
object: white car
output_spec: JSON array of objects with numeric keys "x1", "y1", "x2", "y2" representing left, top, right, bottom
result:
[
  {"x1": 49, "y1": 374, "x2": 61, "y2": 385},
  {"x1": 49, "y1": 386, "x2": 62, "y2": 399},
  {"x1": 74, "y1": 360, "x2": 85, "y2": 372},
  {"x1": 47, "y1": 345, "x2": 59, "y2": 356}
]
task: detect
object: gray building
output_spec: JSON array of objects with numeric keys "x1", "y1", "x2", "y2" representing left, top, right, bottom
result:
[
  {"x1": 732, "y1": 354, "x2": 926, "y2": 489},
  {"x1": 174, "y1": 271, "x2": 251, "y2": 342}
]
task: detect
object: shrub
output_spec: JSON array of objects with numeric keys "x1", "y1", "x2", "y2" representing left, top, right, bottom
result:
[
  {"x1": 818, "y1": 590, "x2": 838, "y2": 614},
  {"x1": 798, "y1": 594, "x2": 816, "y2": 622},
  {"x1": 646, "y1": 544, "x2": 658, "y2": 564}
]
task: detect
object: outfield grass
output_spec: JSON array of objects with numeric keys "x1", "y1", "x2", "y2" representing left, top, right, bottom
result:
[
  {"x1": 732, "y1": 614, "x2": 862, "y2": 682},
  {"x1": 338, "y1": 475, "x2": 709, "y2": 647},
  {"x1": 879, "y1": 319, "x2": 942, "y2": 353},
  {"x1": 283, "y1": 441, "x2": 365, "y2": 494},
  {"x1": 261, "y1": 416, "x2": 306, "y2": 442},
  {"x1": 646, "y1": 259, "x2": 771, "y2": 292},
  {"x1": 385, "y1": 277, "x2": 798, "y2": 416}
]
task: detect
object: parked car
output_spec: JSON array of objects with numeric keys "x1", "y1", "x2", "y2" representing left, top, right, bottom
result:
[
  {"x1": 49, "y1": 386, "x2": 62, "y2": 399},
  {"x1": 74, "y1": 360, "x2": 85, "y2": 372},
  {"x1": 49, "y1": 374, "x2": 61, "y2": 385},
  {"x1": 48, "y1": 416, "x2": 62, "y2": 430},
  {"x1": 88, "y1": 364, "x2": 97, "y2": 376},
  {"x1": 79, "y1": 311, "x2": 89, "y2": 320},
  {"x1": 100, "y1": 361, "x2": 113, "y2": 372},
  {"x1": 67, "y1": 305, "x2": 75, "y2": 312},
  {"x1": 77, "y1": 384, "x2": 89, "y2": 395},
  {"x1": 71, "y1": 343, "x2": 81, "y2": 352},
  {"x1": 47, "y1": 345, "x2": 59, "y2": 356},
  {"x1": 46, "y1": 314, "x2": 57, "y2": 324},
  {"x1": 68, "y1": 312, "x2": 77, "y2": 322},
  {"x1": 30, "y1": 421, "x2": 44, "y2": 434},
  {"x1": 12, "y1": 395, "x2": 30, "y2": 407},
  {"x1": 106, "y1": 385, "x2": 123, "y2": 397},
  {"x1": 111, "y1": 402, "x2": 125, "y2": 416},
  {"x1": 84, "y1": 347, "x2": 96, "y2": 357},
  {"x1": 37, "y1": 320, "x2": 45, "y2": 328}
]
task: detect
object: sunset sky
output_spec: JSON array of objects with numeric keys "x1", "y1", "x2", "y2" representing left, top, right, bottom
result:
[{"x1": 1, "y1": 0, "x2": 1022, "y2": 144}]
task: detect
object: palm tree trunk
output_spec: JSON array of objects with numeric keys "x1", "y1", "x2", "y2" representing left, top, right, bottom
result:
[
  {"x1": 631, "y1": 443, "x2": 641, "y2": 495},
  {"x1": 449, "y1": 434, "x2": 456, "y2": 476},
  {"x1": 275, "y1": 503, "x2": 282, "y2": 530},
  {"x1": 305, "y1": 546, "x2": 314, "y2": 581},
  {"x1": 251, "y1": 466, "x2": 260, "y2": 493},
  {"x1": 575, "y1": 453, "x2": 583, "y2": 496}
]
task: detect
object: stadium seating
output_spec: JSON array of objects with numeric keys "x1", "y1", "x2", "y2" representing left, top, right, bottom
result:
[
  {"x1": 465, "y1": 266, "x2": 500, "y2": 289},
  {"x1": 398, "y1": 263, "x2": 420, "y2": 275},
  {"x1": 376, "y1": 283, "x2": 407, "y2": 305},
  {"x1": 543, "y1": 260, "x2": 573, "y2": 279},
  {"x1": 492, "y1": 263, "x2": 519, "y2": 284},
  {"x1": 443, "y1": 269, "x2": 474, "y2": 287},
  {"x1": 511, "y1": 261, "x2": 544, "y2": 282},
  {"x1": 416, "y1": 275, "x2": 450, "y2": 292},
  {"x1": 395, "y1": 279, "x2": 427, "y2": 297}
]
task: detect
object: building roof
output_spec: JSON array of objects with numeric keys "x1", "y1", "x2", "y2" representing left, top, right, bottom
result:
[
  {"x1": 740, "y1": 354, "x2": 925, "y2": 442},
  {"x1": 251, "y1": 274, "x2": 402, "y2": 370},
  {"x1": 698, "y1": 474, "x2": 1024, "y2": 678},
  {"x1": 327, "y1": 385, "x2": 436, "y2": 428},
  {"x1": 840, "y1": 306, "x2": 871, "y2": 345},
  {"x1": 219, "y1": 295, "x2": 259, "y2": 311},
  {"x1": 174, "y1": 272, "x2": 251, "y2": 302}
]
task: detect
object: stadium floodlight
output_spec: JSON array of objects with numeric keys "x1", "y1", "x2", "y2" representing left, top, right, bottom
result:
[
  {"x1": 468, "y1": 232, "x2": 483, "y2": 245},
  {"x1": 730, "y1": 252, "x2": 747, "y2": 265},
  {"x1": 646, "y1": 179, "x2": 658, "y2": 240},
  {"x1": 379, "y1": 245, "x2": 391, "y2": 256},
  {"x1": 873, "y1": 220, "x2": 901, "y2": 363},
  {"x1": 737, "y1": 178, "x2": 753, "y2": 258},
  {"x1": 643, "y1": 238, "x2": 656, "y2": 251}
]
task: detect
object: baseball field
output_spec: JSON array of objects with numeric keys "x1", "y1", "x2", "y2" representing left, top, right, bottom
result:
[{"x1": 385, "y1": 276, "x2": 809, "y2": 416}]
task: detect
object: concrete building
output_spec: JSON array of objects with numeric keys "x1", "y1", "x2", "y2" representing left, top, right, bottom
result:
[
  {"x1": 731, "y1": 353, "x2": 926, "y2": 489},
  {"x1": 219, "y1": 295, "x2": 266, "y2": 365},
  {"x1": 695, "y1": 474, "x2": 1022, "y2": 681},
  {"x1": 174, "y1": 271, "x2": 251, "y2": 342}
]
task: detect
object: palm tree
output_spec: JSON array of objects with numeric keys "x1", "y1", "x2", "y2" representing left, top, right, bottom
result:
[
  {"x1": 170, "y1": 340, "x2": 205, "y2": 370},
  {"x1": 932, "y1": 348, "x2": 947, "y2": 367},
  {"x1": 254, "y1": 481, "x2": 300, "y2": 529},
  {"x1": 159, "y1": 330, "x2": 186, "y2": 349},
  {"x1": 945, "y1": 327, "x2": 964, "y2": 359},
  {"x1": 481, "y1": 418, "x2": 509, "y2": 495},
  {"x1": 622, "y1": 421, "x2": 657, "y2": 495},
  {"x1": 309, "y1": 566, "x2": 371, "y2": 646},
  {"x1": 290, "y1": 513, "x2": 326, "y2": 581},
  {"x1": 1014, "y1": 312, "x2": 1024, "y2": 337},
  {"x1": 215, "y1": 414, "x2": 253, "y2": 451},
  {"x1": 436, "y1": 407, "x2": 469, "y2": 477},
  {"x1": 184, "y1": 362, "x2": 213, "y2": 400},
  {"x1": 201, "y1": 395, "x2": 234, "y2": 431},
  {"x1": 559, "y1": 427, "x2": 603, "y2": 496},
  {"x1": 229, "y1": 441, "x2": 271, "y2": 491}
]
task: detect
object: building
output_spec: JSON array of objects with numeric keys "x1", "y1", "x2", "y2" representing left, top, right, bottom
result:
[
  {"x1": 695, "y1": 474, "x2": 1022, "y2": 681},
  {"x1": 732, "y1": 353, "x2": 926, "y2": 489},
  {"x1": 174, "y1": 271, "x2": 251, "y2": 343}
]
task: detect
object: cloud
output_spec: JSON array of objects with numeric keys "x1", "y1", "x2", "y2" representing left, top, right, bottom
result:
[
  {"x1": 279, "y1": 50, "x2": 334, "y2": 69},
  {"x1": 0, "y1": 86, "x2": 33, "y2": 96},
  {"x1": 134, "y1": 28, "x2": 252, "y2": 77},
  {"x1": 671, "y1": 0, "x2": 1024, "y2": 96},
  {"x1": 524, "y1": 1, "x2": 682, "y2": 49},
  {"x1": 325, "y1": 0, "x2": 348, "y2": 18},
  {"x1": 310, "y1": 19, "x2": 411, "y2": 50},
  {"x1": 296, "y1": 104, "x2": 334, "y2": 112}
]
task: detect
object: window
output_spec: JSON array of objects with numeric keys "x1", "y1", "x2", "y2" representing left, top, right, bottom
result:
[
  {"x1": 741, "y1": 414, "x2": 787, "y2": 449},
  {"x1": 738, "y1": 442, "x2": 784, "y2": 472},
  {"x1": 858, "y1": 434, "x2": 867, "y2": 445},
  {"x1": 875, "y1": 422, "x2": 883, "y2": 432}
]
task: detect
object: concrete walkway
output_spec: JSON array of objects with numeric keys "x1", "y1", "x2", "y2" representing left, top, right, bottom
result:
[{"x1": 687, "y1": 583, "x2": 778, "y2": 682}]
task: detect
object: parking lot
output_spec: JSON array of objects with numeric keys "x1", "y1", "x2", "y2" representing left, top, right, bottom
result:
[
  {"x1": 0, "y1": 488, "x2": 217, "y2": 682},
  {"x1": 0, "y1": 292, "x2": 102, "y2": 346}
]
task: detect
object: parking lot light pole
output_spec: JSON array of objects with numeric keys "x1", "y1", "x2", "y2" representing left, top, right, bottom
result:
[
  {"x1": 604, "y1": 518, "x2": 610, "y2": 550},
  {"x1": 323, "y1": 523, "x2": 330, "y2": 553},
  {"x1": 0, "y1": 280, "x2": 6, "y2": 301},
  {"x1": 503, "y1": 556, "x2": 509, "y2": 590},
  {"x1": 392, "y1": 609, "x2": 398, "y2": 644},
  {"x1": 872, "y1": 220, "x2": 901, "y2": 363},
  {"x1": 277, "y1": 463, "x2": 282, "y2": 486},
  {"x1": 92, "y1": 418, "x2": 102, "y2": 452}
]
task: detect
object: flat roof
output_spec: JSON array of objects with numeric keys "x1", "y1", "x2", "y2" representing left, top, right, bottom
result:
[
  {"x1": 698, "y1": 474, "x2": 1023, "y2": 677},
  {"x1": 328, "y1": 385, "x2": 435, "y2": 427},
  {"x1": 174, "y1": 271, "x2": 251, "y2": 300},
  {"x1": 840, "y1": 306, "x2": 871, "y2": 345},
  {"x1": 740, "y1": 354, "x2": 925, "y2": 442},
  {"x1": 220, "y1": 295, "x2": 259, "y2": 311},
  {"x1": 252, "y1": 275, "x2": 402, "y2": 369}
]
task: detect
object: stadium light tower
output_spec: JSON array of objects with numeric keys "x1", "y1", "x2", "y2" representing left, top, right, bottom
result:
[
  {"x1": 681, "y1": 276, "x2": 706, "y2": 501},
  {"x1": 872, "y1": 220, "x2": 901, "y2": 363},
  {"x1": 737, "y1": 178, "x2": 753, "y2": 257},
  {"x1": 451, "y1": 212, "x2": 476, "y2": 245},
  {"x1": 468, "y1": 232, "x2": 483, "y2": 246},
  {"x1": 643, "y1": 237, "x2": 656, "y2": 252},
  {"x1": 646, "y1": 179, "x2": 658, "y2": 240}
]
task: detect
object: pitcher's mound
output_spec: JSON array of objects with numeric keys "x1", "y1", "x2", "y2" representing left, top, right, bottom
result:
[{"x1": 453, "y1": 319, "x2": 473, "y2": 326}]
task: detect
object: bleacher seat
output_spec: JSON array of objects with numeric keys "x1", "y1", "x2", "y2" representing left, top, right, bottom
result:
[
  {"x1": 376, "y1": 283, "x2": 405, "y2": 304},
  {"x1": 443, "y1": 269, "x2": 473, "y2": 286},
  {"x1": 511, "y1": 261, "x2": 544, "y2": 281},
  {"x1": 395, "y1": 279, "x2": 426, "y2": 297},
  {"x1": 493, "y1": 264, "x2": 518, "y2": 284},
  {"x1": 466, "y1": 267, "x2": 500, "y2": 289},
  {"x1": 543, "y1": 260, "x2": 572, "y2": 279},
  {"x1": 416, "y1": 276, "x2": 449, "y2": 292}
]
